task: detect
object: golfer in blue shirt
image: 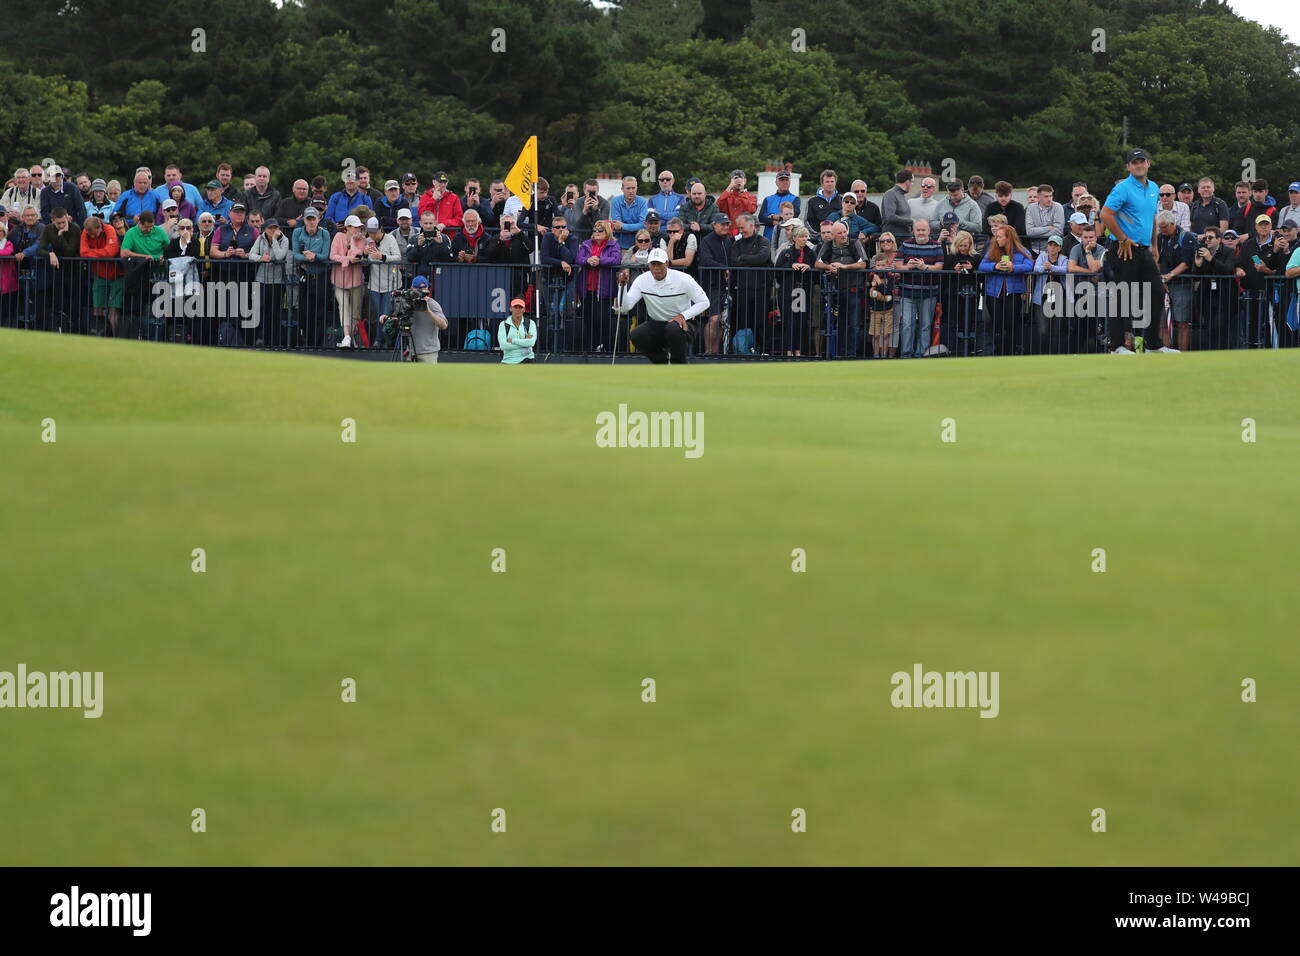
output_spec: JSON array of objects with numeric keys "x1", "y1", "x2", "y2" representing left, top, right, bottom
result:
[{"x1": 1100, "y1": 148, "x2": 1175, "y2": 352}]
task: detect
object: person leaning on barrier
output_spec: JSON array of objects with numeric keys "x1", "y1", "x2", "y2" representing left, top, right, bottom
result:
[
  {"x1": 617, "y1": 249, "x2": 710, "y2": 365},
  {"x1": 79, "y1": 215, "x2": 123, "y2": 336},
  {"x1": 1192, "y1": 227, "x2": 1237, "y2": 349},
  {"x1": 485, "y1": 213, "x2": 532, "y2": 300},
  {"x1": 814, "y1": 219, "x2": 868, "y2": 358},
  {"x1": 450, "y1": 209, "x2": 488, "y2": 263},
  {"x1": 363, "y1": 216, "x2": 405, "y2": 347},
  {"x1": 407, "y1": 275, "x2": 448, "y2": 363},
  {"x1": 1156, "y1": 210, "x2": 1197, "y2": 352},
  {"x1": 498, "y1": 297, "x2": 538, "y2": 364},
  {"x1": 868, "y1": 233, "x2": 903, "y2": 359},
  {"x1": 407, "y1": 210, "x2": 454, "y2": 284},
  {"x1": 250, "y1": 218, "x2": 292, "y2": 346},
  {"x1": 697, "y1": 212, "x2": 732, "y2": 354},
  {"x1": 37, "y1": 205, "x2": 84, "y2": 332},
  {"x1": 291, "y1": 207, "x2": 331, "y2": 345},
  {"x1": 774, "y1": 224, "x2": 818, "y2": 356},
  {"x1": 939, "y1": 229, "x2": 980, "y2": 356},
  {"x1": 0, "y1": 220, "x2": 17, "y2": 328}
]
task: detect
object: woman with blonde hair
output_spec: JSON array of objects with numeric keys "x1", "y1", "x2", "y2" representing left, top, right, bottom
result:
[{"x1": 940, "y1": 229, "x2": 980, "y2": 355}]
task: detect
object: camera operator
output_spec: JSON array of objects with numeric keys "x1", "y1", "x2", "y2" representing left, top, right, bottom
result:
[{"x1": 408, "y1": 275, "x2": 448, "y2": 362}]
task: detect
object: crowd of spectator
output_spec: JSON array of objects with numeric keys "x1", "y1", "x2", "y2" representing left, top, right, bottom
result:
[{"x1": 2, "y1": 158, "x2": 1298, "y2": 357}]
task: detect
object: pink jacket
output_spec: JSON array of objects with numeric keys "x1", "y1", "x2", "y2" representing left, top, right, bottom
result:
[
  {"x1": 0, "y1": 240, "x2": 17, "y2": 295},
  {"x1": 330, "y1": 231, "x2": 367, "y2": 289}
]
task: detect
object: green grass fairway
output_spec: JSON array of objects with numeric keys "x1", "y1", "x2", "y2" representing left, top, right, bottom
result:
[{"x1": 2, "y1": 330, "x2": 1297, "y2": 866}]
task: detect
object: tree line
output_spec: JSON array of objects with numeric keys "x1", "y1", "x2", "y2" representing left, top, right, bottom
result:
[{"x1": 2, "y1": 0, "x2": 1297, "y2": 196}]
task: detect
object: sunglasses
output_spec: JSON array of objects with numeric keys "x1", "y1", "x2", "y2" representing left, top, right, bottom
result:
[
  {"x1": 658, "y1": 177, "x2": 672, "y2": 182},
  {"x1": 636, "y1": 239, "x2": 651, "y2": 244},
  {"x1": 668, "y1": 230, "x2": 681, "y2": 235},
  {"x1": 1159, "y1": 193, "x2": 1174, "y2": 197},
  {"x1": 880, "y1": 239, "x2": 896, "y2": 244}
]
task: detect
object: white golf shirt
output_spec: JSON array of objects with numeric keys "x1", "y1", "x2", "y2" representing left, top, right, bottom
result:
[{"x1": 614, "y1": 268, "x2": 710, "y2": 322}]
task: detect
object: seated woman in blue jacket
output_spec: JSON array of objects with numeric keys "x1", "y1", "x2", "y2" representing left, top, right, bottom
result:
[
  {"x1": 978, "y1": 224, "x2": 1035, "y2": 356},
  {"x1": 498, "y1": 297, "x2": 538, "y2": 363}
]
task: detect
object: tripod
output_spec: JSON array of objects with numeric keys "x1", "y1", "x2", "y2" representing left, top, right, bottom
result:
[{"x1": 392, "y1": 319, "x2": 416, "y2": 361}]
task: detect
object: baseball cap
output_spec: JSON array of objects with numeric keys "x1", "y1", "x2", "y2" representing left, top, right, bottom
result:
[
  {"x1": 161, "y1": 198, "x2": 178, "y2": 210},
  {"x1": 384, "y1": 180, "x2": 399, "y2": 190},
  {"x1": 411, "y1": 276, "x2": 430, "y2": 288},
  {"x1": 344, "y1": 215, "x2": 362, "y2": 228},
  {"x1": 263, "y1": 218, "x2": 279, "y2": 229},
  {"x1": 1255, "y1": 214, "x2": 1273, "y2": 224},
  {"x1": 303, "y1": 207, "x2": 319, "y2": 219},
  {"x1": 433, "y1": 171, "x2": 449, "y2": 183},
  {"x1": 91, "y1": 178, "x2": 107, "y2": 192},
  {"x1": 711, "y1": 213, "x2": 730, "y2": 224},
  {"x1": 1222, "y1": 229, "x2": 1239, "y2": 239},
  {"x1": 1069, "y1": 212, "x2": 1088, "y2": 225},
  {"x1": 730, "y1": 169, "x2": 745, "y2": 179},
  {"x1": 509, "y1": 297, "x2": 526, "y2": 308},
  {"x1": 206, "y1": 179, "x2": 222, "y2": 189},
  {"x1": 1047, "y1": 234, "x2": 1063, "y2": 245},
  {"x1": 230, "y1": 202, "x2": 246, "y2": 212},
  {"x1": 645, "y1": 210, "x2": 660, "y2": 221},
  {"x1": 397, "y1": 207, "x2": 412, "y2": 219},
  {"x1": 1289, "y1": 181, "x2": 1300, "y2": 192},
  {"x1": 343, "y1": 170, "x2": 357, "y2": 182},
  {"x1": 403, "y1": 172, "x2": 418, "y2": 184},
  {"x1": 48, "y1": 167, "x2": 63, "y2": 177},
  {"x1": 1178, "y1": 182, "x2": 1193, "y2": 192},
  {"x1": 647, "y1": 248, "x2": 669, "y2": 264},
  {"x1": 366, "y1": 217, "x2": 381, "y2": 230},
  {"x1": 1125, "y1": 148, "x2": 1150, "y2": 164},
  {"x1": 941, "y1": 212, "x2": 959, "y2": 225},
  {"x1": 776, "y1": 171, "x2": 791, "y2": 180},
  {"x1": 946, "y1": 180, "x2": 962, "y2": 192}
]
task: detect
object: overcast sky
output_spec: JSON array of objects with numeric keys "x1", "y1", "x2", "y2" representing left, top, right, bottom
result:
[{"x1": 1229, "y1": 1, "x2": 1298, "y2": 44}]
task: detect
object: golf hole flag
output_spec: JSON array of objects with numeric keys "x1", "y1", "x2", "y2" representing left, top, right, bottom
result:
[{"x1": 504, "y1": 135, "x2": 538, "y2": 210}]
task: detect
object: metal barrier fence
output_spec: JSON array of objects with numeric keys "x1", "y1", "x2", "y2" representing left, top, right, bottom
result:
[{"x1": 1, "y1": 255, "x2": 1295, "y2": 357}]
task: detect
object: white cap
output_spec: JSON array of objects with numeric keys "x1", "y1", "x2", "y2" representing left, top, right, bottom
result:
[
  {"x1": 397, "y1": 207, "x2": 413, "y2": 219},
  {"x1": 366, "y1": 217, "x2": 380, "y2": 230},
  {"x1": 344, "y1": 215, "x2": 362, "y2": 228},
  {"x1": 646, "y1": 248, "x2": 668, "y2": 264}
]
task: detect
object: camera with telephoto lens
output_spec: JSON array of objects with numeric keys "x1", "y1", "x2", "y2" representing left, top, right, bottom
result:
[{"x1": 387, "y1": 286, "x2": 426, "y2": 334}]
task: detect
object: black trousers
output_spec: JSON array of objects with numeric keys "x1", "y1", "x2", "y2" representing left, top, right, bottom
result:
[
  {"x1": 630, "y1": 318, "x2": 697, "y2": 364},
  {"x1": 1111, "y1": 245, "x2": 1163, "y2": 346}
]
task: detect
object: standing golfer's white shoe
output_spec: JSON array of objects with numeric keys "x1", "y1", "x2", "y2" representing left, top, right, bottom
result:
[
  {"x1": 1155, "y1": 346, "x2": 1181, "y2": 353},
  {"x1": 1113, "y1": 345, "x2": 1135, "y2": 354},
  {"x1": 339, "y1": 335, "x2": 352, "y2": 349}
]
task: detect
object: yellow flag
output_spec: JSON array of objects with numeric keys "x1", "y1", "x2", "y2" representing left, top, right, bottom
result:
[{"x1": 504, "y1": 135, "x2": 538, "y2": 210}]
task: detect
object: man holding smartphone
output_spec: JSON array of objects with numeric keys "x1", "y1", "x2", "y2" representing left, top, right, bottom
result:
[
  {"x1": 575, "y1": 178, "x2": 610, "y2": 236},
  {"x1": 716, "y1": 169, "x2": 757, "y2": 237}
]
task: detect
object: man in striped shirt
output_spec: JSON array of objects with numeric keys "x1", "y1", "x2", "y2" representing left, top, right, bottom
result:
[
  {"x1": 897, "y1": 220, "x2": 944, "y2": 357},
  {"x1": 617, "y1": 249, "x2": 710, "y2": 364}
]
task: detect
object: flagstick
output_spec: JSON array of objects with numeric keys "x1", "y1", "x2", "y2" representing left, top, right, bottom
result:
[{"x1": 533, "y1": 178, "x2": 540, "y2": 345}]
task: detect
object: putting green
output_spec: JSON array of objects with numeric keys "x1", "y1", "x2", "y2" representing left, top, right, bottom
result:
[{"x1": 1, "y1": 330, "x2": 1296, "y2": 865}]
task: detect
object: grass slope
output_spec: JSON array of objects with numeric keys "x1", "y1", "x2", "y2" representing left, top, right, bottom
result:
[{"x1": 1, "y1": 330, "x2": 1297, "y2": 865}]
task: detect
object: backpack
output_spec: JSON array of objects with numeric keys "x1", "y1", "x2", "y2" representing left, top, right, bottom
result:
[
  {"x1": 464, "y1": 328, "x2": 492, "y2": 350},
  {"x1": 730, "y1": 327, "x2": 756, "y2": 355}
]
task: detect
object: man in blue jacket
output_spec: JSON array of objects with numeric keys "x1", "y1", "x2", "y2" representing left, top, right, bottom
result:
[
  {"x1": 327, "y1": 171, "x2": 368, "y2": 225},
  {"x1": 759, "y1": 171, "x2": 801, "y2": 242}
]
